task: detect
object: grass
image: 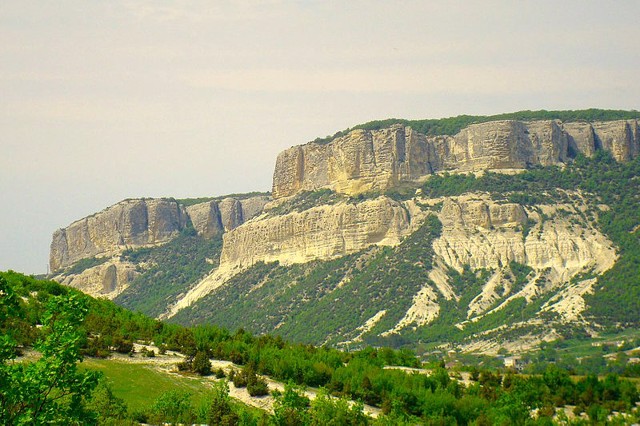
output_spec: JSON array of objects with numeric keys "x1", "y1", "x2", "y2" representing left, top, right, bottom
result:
[
  {"x1": 81, "y1": 357, "x2": 268, "y2": 419},
  {"x1": 81, "y1": 358, "x2": 211, "y2": 412},
  {"x1": 554, "y1": 328, "x2": 640, "y2": 359}
]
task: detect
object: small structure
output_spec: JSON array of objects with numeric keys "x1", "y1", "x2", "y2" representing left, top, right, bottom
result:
[{"x1": 503, "y1": 356, "x2": 523, "y2": 371}]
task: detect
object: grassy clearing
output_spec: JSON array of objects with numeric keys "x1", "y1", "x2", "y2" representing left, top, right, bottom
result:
[{"x1": 81, "y1": 358, "x2": 211, "y2": 412}]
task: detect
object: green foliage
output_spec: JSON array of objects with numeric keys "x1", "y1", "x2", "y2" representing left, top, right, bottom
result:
[
  {"x1": 0, "y1": 276, "x2": 100, "y2": 424},
  {"x1": 148, "y1": 390, "x2": 195, "y2": 425},
  {"x1": 312, "y1": 109, "x2": 639, "y2": 144},
  {"x1": 309, "y1": 389, "x2": 368, "y2": 425},
  {"x1": 246, "y1": 375, "x2": 269, "y2": 397},
  {"x1": 2, "y1": 272, "x2": 640, "y2": 424},
  {"x1": 172, "y1": 215, "x2": 443, "y2": 349},
  {"x1": 115, "y1": 233, "x2": 223, "y2": 317},
  {"x1": 205, "y1": 380, "x2": 240, "y2": 426},
  {"x1": 87, "y1": 380, "x2": 129, "y2": 425},
  {"x1": 417, "y1": 152, "x2": 640, "y2": 326},
  {"x1": 272, "y1": 383, "x2": 311, "y2": 426},
  {"x1": 192, "y1": 350, "x2": 212, "y2": 376}
]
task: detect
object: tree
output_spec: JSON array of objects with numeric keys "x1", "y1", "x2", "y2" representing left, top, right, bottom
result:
[
  {"x1": 309, "y1": 389, "x2": 368, "y2": 425},
  {"x1": 206, "y1": 381, "x2": 239, "y2": 426},
  {"x1": 87, "y1": 380, "x2": 129, "y2": 425},
  {"x1": 0, "y1": 280, "x2": 100, "y2": 424},
  {"x1": 192, "y1": 350, "x2": 212, "y2": 376},
  {"x1": 272, "y1": 383, "x2": 311, "y2": 426}
]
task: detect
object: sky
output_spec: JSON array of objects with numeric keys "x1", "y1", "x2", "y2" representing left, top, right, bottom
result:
[{"x1": 1, "y1": 1, "x2": 639, "y2": 274}]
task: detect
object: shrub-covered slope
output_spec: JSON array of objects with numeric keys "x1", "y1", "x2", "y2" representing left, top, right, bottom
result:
[{"x1": 172, "y1": 152, "x2": 640, "y2": 351}]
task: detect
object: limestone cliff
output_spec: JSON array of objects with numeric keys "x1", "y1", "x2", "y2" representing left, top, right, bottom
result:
[
  {"x1": 50, "y1": 195, "x2": 270, "y2": 301},
  {"x1": 185, "y1": 195, "x2": 269, "y2": 238},
  {"x1": 272, "y1": 119, "x2": 640, "y2": 198},
  {"x1": 50, "y1": 198, "x2": 189, "y2": 272},
  {"x1": 50, "y1": 195, "x2": 270, "y2": 274},
  {"x1": 48, "y1": 112, "x2": 635, "y2": 354},
  {"x1": 272, "y1": 126, "x2": 433, "y2": 198},
  {"x1": 219, "y1": 196, "x2": 421, "y2": 269},
  {"x1": 56, "y1": 259, "x2": 139, "y2": 299},
  {"x1": 380, "y1": 194, "x2": 616, "y2": 347}
]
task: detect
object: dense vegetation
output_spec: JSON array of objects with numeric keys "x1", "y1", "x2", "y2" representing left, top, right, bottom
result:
[
  {"x1": 2, "y1": 271, "x2": 639, "y2": 425},
  {"x1": 312, "y1": 108, "x2": 639, "y2": 144},
  {"x1": 114, "y1": 231, "x2": 223, "y2": 317}
]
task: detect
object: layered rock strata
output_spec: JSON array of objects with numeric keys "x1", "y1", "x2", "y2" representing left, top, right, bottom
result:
[
  {"x1": 185, "y1": 196, "x2": 269, "y2": 238},
  {"x1": 219, "y1": 196, "x2": 420, "y2": 269},
  {"x1": 50, "y1": 199, "x2": 189, "y2": 271},
  {"x1": 50, "y1": 195, "x2": 270, "y2": 273},
  {"x1": 432, "y1": 196, "x2": 615, "y2": 275},
  {"x1": 377, "y1": 195, "x2": 616, "y2": 338},
  {"x1": 56, "y1": 259, "x2": 139, "y2": 299},
  {"x1": 273, "y1": 119, "x2": 640, "y2": 198}
]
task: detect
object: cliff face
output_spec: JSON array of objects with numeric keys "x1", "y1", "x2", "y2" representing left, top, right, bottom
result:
[
  {"x1": 50, "y1": 199, "x2": 189, "y2": 272},
  {"x1": 219, "y1": 196, "x2": 421, "y2": 269},
  {"x1": 48, "y1": 114, "x2": 635, "y2": 353},
  {"x1": 170, "y1": 191, "x2": 618, "y2": 355},
  {"x1": 185, "y1": 196, "x2": 270, "y2": 238},
  {"x1": 57, "y1": 259, "x2": 139, "y2": 298},
  {"x1": 214, "y1": 194, "x2": 613, "y2": 282},
  {"x1": 272, "y1": 126, "x2": 434, "y2": 198},
  {"x1": 431, "y1": 196, "x2": 615, "y2": 275},
  {"x1": 272, "y1": 119, "x2": 640, "y2": 199},
  {"x1": 50, "y1": 195, "x2": 270, "y2": 274}
]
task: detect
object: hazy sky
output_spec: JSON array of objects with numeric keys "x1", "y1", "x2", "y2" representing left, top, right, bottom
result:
[{"x1": 1, "y1": 1, "x2": 639, "y2": 274}]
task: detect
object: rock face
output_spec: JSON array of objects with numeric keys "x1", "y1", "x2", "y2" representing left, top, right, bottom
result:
[
  {"x1": 185, "y1": 196, "x2": 269, "y2": 238},
  {"x1": 272, "y1": 126, "x2": 434, "y2": 198},
  {"x1": 272, "y1": 119, "x2": 640, "y2": 199},
  {"x1": 219, "y1": 196, "x2": 421, "y2": 269},
  {"x1": 50, "y1": 195, "x2": 270, "y2": 273},
  {"x1": 56, "y1": 259, "x2": 139, "y2": 299},
  {"x1": 50, "y1": 199, "x2": 189, "y2": 272},
  {"x1": 432, "y1": 196, "x2": 615, "y2": 275},
  {"x1": 48, "y1": 115, "x2": 631, "y2": 352}
]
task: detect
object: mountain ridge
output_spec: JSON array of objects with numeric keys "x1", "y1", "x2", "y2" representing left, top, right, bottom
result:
[{"x1": 48, "y1": 110, "x2": 640, "y2": 355}]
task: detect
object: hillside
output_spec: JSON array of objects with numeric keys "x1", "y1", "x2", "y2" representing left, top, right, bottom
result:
[
  {"x1": 48, "y1": 110, "x2": 640, "y2": 356},
  {"x1": 2, "y1": 271, "x2": 640, "y2": 425}
]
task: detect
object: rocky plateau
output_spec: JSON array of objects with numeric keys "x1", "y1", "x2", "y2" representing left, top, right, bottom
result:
[{"x1": 49, "y1": 115, "x2": 639, "y2": 353}]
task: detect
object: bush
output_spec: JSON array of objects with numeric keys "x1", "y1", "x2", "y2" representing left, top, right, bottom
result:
[
  {"x1": 141, "y1": 347, "x2": 155, "y2": 357},
  {"x1": 149, "y1": 390, "x2": 195, "y2": 425},
  {"x1": 112, "y1": 337, "x2": 133, "y2": 354},
  {"x1": 176, "y1": 361, "x2": 191, "y2": 372},
  {"x1": 192, "y1": 351, "x2": 212, "y2": 376},
  {"x1": 206, "y1": 381, "x2": 240, "y2": 425},
  {"x1": 247, "y1": 376, "x2": 269, "y2": 397},
  {"x1": 232, "y1": 369, "x2": 248, "y2": 388}
]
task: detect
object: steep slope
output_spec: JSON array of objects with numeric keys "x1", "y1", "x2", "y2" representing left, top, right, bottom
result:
[
  {"x1": 170, "y1": 188, "x2": 618, "y2": 352},
  {"x1": 51, "y1": 194, "x2": 269, "y2": 301}
]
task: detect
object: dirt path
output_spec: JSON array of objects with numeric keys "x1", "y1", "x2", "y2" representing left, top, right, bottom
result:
[{"x1": 113, "y1": 344, "x2": 382, "y2": 417}]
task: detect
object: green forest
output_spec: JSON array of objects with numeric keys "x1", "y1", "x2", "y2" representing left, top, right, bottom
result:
[{"x1": 1, "y1": 271, "x2": 639, "y2": 425}]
